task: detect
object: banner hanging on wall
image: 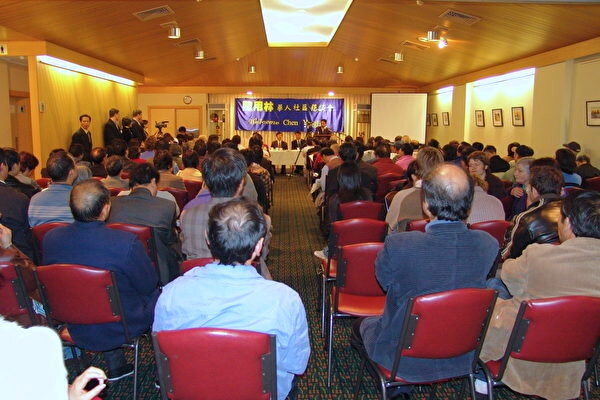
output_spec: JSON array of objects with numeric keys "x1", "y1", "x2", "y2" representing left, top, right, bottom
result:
[{"x1": 235, "y1": 98, "x2": 344, "y2": 132}]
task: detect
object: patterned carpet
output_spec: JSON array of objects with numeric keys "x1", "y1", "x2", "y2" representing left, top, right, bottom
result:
[{"x1": 73, "y1": 175, "x2": 600, "y2": 399}]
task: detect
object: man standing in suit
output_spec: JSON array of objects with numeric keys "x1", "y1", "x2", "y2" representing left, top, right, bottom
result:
[
  {"x1": 70, "y1": 114, "x2": 93, "y2": 160},
  {"x1": 108, "y1": 163, "x2": 180, "y2": 285},
  {"x1": 271, "y1": 132, "x2": 288, "y2": 174},
  {"x1": 130, "y1": 109, "x2": 146, "y2": 143},
  {"x1": 315, "y1": 119, "x2": 332, "y2": 140},
  {"x1": 352, "y1": 163, "x2": 498, "y2": 395},
  {"x1": 291, "y1": 131, "x2": 306, "y2": 175},
  {"x1": 103, "y1": 108, "x2": 122, "y2": 146}
]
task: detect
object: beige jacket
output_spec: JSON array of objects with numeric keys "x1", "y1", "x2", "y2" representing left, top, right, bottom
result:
[{"x1": 480, "y1": 237, "x2": 600, "y2": 400}]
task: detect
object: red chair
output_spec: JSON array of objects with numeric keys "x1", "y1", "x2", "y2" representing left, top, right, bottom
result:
[
  {"x1": 501, "y1": 180, "x2": 513, "y2": 191},
  {"x1": 106, "y1": 223, "x2": 158, "y2": 275},
  {"x1": 563, "y1": 186, "x2": 584, "y2": 196},
  {"x1": 384, "y1": 191, "x2": 398, "y2": 212},
  {"x1": 32, "y1": 222, "x2": 69, "y2": 263},
  {"x1": 406, "y1": 219, "x2": 429, "y2": 232},
  {"x1": 319, "y1": 218, "x2": 387, "y2": 337},
  {"x1": 500, "y1": 196, "x2": 513, "y2": 218},
  {"x1": 183, "y1": 179, "x2": 203, "y2": 201},
  {"x1": 152, "y1": 327, "x2": 277, "y2": 400},
  {"x1": 389, "y1": 179, "x2": 407, "y2": 192},
  {"x1": 180, "y1": 257, "x2": 214, "y2": 275},
  {"x1": 92, "y1": 176, "x2": 103, "y2": 181},
  {"x1": 35, "y1": 264, "x2": 144, "y2": 399},
  {"x1": 36, "y1": 177, "x2": 50, "y2": 188},
  {"x1": 584, "y1": 176, "x2": 600, "y2": 191},
  {"x1": 160, "y1": 188, "x2": 188, "y2": 213},
  {"x1": 340, "y1": 201, "x2": 384, "y2": 220},
  {"x1": 327, "y1": 242, "x2": 386, "y2": 387},
  {"x1": 120, "y1": 171, "x2": 130, "y2": 180},
  {"x1": 480, "y1": 296, "x2": 600, "y2": 400},
  {"x1": 354, "y1": 288, "x2": 498, "y2": 400},
  {"x1": 469, "y1": 220, "x2": 511, "y2": 247},
  {"x1": 375, "y1": 173, "x2": 404, "y2": 203},
  {"x1": 109, "y1": 187, "x2": 123, "y2": 197},
  {"x1": 0, "y1": 262, "x2": 38, "y2": 326}
]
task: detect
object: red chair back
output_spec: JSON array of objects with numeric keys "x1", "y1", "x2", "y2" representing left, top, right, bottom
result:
[
  {"x1": 584, "y1": 176, "x2": 600, "y2": 191},
  {"x1": 339, "y1": 201, "x2": 384, "y2": 221},
  {"x1": 0, "y1": 262, "x2": 36, "y2": 323},
  {"x1": 180, "y1": 257, "x2": 214, "y2": 275},
  {"x1": 36, "y1": 264, "x2": 124, "y2": 326},
  {"x1": 160, "y1": 188, "x2": 188, "y2": 212},
  {"x1": 32, "y1": 222, "x2": 69, "y2": 262},
  {"x1": 384, "y1": 191, "x2": 398, "y2": 212},
  {"x1": 106, "y1": 223, "x2": 156, "y2": 264},
  {"x1": 508, "y1": 296, "x2": 600, "y2": 364},
  {"x1": 337, "y1": 243, "x2": 385, "y2": 296},
  {"x1": 375, "y1": 173, "x2": 404, "y2": 202},
  {"x1": 406, "y1": 219, "x2": 428, "y2": 232},
  {"x1": 183, "y1": 180, "x2": 203, "y2": 201},
  {"x1": 109, "y1": 187, "x2": 123, "y2": 197},
  {"x1": 501, "y1": 180, "x2": 513, "y2": 191},
  {"x1": 152, "y1": 327, "x2": 277, "y2": 400},
  {"x1": 331, "y1": 218, "x2": 387, "y2": 249},
  {"x1": 469, "y1": 220, "x2": 511, "y2": 247},
  {"x1": 36, "y1": 177, "x2": 50, "y2": 188},
  {"x1": 389, "y1": 179, "x2": 407, "y2": 192}
]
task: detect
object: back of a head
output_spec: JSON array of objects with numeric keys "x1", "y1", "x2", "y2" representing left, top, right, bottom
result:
[
  {"x1": 338, "y1": 142, "x2": 357, "y2": 162},
  {"x1": 105, "y1": 155, "x2": 124, "y2": 177},
  {"x1": 206, "y1": 141, "x2": 221, "y2": 155},
  {"x1": 516, "y1": 145, "x2": 534, "y2": 158},
  {"x1": 207, "y1": 198, "x2": 267, "y2": 265},
  {"x1": 507, "y1": 142, "x2": 520, "y2": 157},
  {"x1": 483, "y1": 145, "x2": 496, "y2": 154},
  {"x1": 472, "y1": 142, "x2": 484, "y2": 151},
  {"x1": 375, "y1": 144, "x2": 391, "y2": 158},
  {"x1": 122, "y1": 117, "x2": 132, "y2": 127},
  {"x1": 47, "y1": 151, "x2": 75, "y2": 182},
  {"x1": 529, "y1": 165, "x2": 563, "y2": 196},
  {"x1": 90, "y1": 147, "x2": 106, "y2": 164},
  {"x1": 337, "y1": 162, "x2": 362, "y2": 194},
  {"x1": 3, "y1": 148, "x2": 20, "y2": 170},
  {"x1": 202, "y1": 147, "x2": 247, "y2": 197},
  {"x1": 107, "y1": 139, "x2": 127, "y2": 157},
  {"x1": 427, "y1": 139, "x2": 440, "y2": 149},
  {"x1": 19, "y1": 151, "x2": 39, "y2": 172},
  {"x1": 69, "y1": 143, "x2": 84, "y2": 158},
  {"x1": 131, "y1": 163, "x2": 160, "y2": 187},
  {"x1": 128, "y1": 146, "x2": 141, "y2": 160},
  {"x1": 415, "y1": 146, "x2": 444, "y2": 179},
  {"x1": 154, "y1": 150, "x2": 173, "y2": 171},
  {"x1": 182, "y1": 150, "x2": 200, "y2": 169},
  {"x1": 576, "y1": 154, "x2": 591, "y2": 164},
  {"x1": 73, "y1": 165, "x2": 93, "y2": 185},
  {"x1": 70, "y1": 179, "x2": 110, "y2": 222},
  {"x1": 442, "y1": 144, "x2": 457, "y2": 161},
  {"x1": 240, "y1": 148, "x2": 253, "y2": 166},
  {"x1": 531, "y1": 157, "x2": 559, "y2": 169},
  {"x1": 555, "y1": 148, "x2": 576, "y2": 174},
  {"x1": 422, "y1": 163, "x2": 474, "y2": 221},
  {"x1": 251, "y1": 145, "x2": 264, "y2": 163},
  {"x1": 561, "y1": 190, "x2": 600, "y2": 239},
  {"x1": 320, "y1": 147, "x2": 334, "y2": 157},
  {"x1": 400, "y1": 142, "x2": 414, "y2": 156},
  {"x1": 109, "y1": 108, "x2": 119, "y2": 118}
]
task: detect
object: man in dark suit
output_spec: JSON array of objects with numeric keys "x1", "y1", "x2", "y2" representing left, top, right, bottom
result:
[
  {"x1": 43, "y1": 179, "x2": 159, "y2": 379},
  {"x1": 70, "y1": 114, "x2": 93, "y2": 160},
  {"x1": 352, "y1": 163, "x2": 498, "y2": 392},
  {"x1": 291, "y1": 131, "x2": 306, "y2": 175},
  {"x1": 130, "y1": 109, "x2": 147, "y2": 143},
  {"x1": 0, "y1": 148, "x2": 34, "y2": 260},
  {"x1": 315, "y1": 119, "x2": 332, "y2": 140},
  {"x1": 103, "y1": 108, "x2": 122, "y2": 146},
  {"x1": 271, "y1": 132, "x2": 288, "y2": 174},
  {"x1": 108, "y1": 163, "x2": 180, "y2": 285}
]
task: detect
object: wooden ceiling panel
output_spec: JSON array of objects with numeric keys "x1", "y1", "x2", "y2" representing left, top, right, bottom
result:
[{"x1": 0, "y1": 1, "x2": 599, "y2": 88}]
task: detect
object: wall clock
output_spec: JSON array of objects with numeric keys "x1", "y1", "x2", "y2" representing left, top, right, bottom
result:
[{"x1": 183, "y1": 95, "x2": 192, "y2": 105}]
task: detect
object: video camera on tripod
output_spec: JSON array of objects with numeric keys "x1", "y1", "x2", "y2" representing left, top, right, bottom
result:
[{"x1": 155, "y1": 120, "x2": 169, "y2": 135}]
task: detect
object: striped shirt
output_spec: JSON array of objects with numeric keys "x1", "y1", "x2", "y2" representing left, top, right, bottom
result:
[{"x1": 28, "y1": 183, "x2": 74, "y2": 227}]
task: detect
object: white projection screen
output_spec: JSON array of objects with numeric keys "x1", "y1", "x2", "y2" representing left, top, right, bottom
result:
[{"x1": 370, "y1": 93, "x2": 427, "y2": 143}]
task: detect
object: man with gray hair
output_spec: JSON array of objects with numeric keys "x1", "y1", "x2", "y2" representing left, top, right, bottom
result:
[{"x1": 352, "y1": 163, "x2": 498, "y2": 395}]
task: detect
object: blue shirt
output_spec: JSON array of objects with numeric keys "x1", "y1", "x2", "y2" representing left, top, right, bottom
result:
[
  {"x1": 153, "y1": 264, "x2": 310, "y2": 400},
  {"x1": 28, "y1": 183, "x2": 74, "y2": 227}
]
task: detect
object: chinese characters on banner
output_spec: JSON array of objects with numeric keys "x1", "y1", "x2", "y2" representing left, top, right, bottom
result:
[{"x1": 235, "y1": 98, "x2": 344, "y2": 132}]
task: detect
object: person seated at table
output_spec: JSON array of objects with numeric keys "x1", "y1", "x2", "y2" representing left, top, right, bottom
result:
[{"x1": 271, "y1": 132, "x2": 288, "y2": 174}]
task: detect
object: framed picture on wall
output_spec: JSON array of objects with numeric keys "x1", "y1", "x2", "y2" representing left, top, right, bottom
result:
[
  {"x1": 586, "y1": 100, "x2": 600, "y2": 126},
  {"x1": 512, "y1": 106, "x2": 525, "y2": 126},
  {"x1": 442, "y1": 112, "x2": 450, "y2": 126},
  {"x1": 426, "y1": 113, "x2": 431, "y2": 126},
  {"x1": 475, "y1": 110, "x2": 485, "y2": 127},
  {"x1": 431, "y1": 113, "x2": 438, "y2": 126},
  {"x1": 492, "y1": 109, "x2": 503, "y2": 127}
]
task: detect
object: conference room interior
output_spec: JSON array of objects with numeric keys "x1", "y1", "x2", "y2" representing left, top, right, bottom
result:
[{"x1": 1, "y1": 0, "x2": 600, "y2": 399}]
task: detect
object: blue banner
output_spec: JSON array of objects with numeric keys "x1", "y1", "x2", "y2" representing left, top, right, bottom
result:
[{"x1": 235, "y1": 98, "x2": 344, "y2": 132}]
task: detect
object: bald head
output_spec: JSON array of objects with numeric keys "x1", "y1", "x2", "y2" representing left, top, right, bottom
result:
[
  {"x1": 422, "y1": 163, "x2": 474, "y2": 221},
  {"x1": 70, "y1": 179, "x2": 110, "y2": 222}
]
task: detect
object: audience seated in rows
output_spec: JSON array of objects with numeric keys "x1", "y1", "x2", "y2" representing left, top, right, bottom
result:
[
  {"x1": 89, "y1": 147, "x2": 108, "y2": 178},
  {"x1": 555, "y1": 147, "x2": 582, "y2": 186},
  {"x1": 575, "y1": 153, "x2": 600, "y2": 182},
  {"x1": 393, "y1": 142, "x2": 415, "y2": 172},
  {"x1": 483, "y1": 145, "x2": 510, "y2": 174},
  {"x1": 3, "y1": 148, "x2": 40, "y2": 199},
  {"x1": 467, "y1": 151, "x2": 507, "y2": 199},
  {"x1": 467, "y1": 175, "x2": 505, "y2": 224},
  {"x1": 479, "y1": 190, "x2": 600, "y2": 399},
  {"x1": 154, "y1": 150, "x2": 186, "y2": 191},
  {"x1": 506, "y1": 157, "x2": 534, "y2": 219},
  {"x1": 371, "y1": 144, "x2": 404, "y2": 177},
  {"x1": 503, "y1": 145, "x2": 534, "y2": 182},
  {"x1": 175, "y1": 150, "x2": 202, "y2": 182},
  {"x1": 101, "y1": 156, "x2": 129, "y2": 190}
]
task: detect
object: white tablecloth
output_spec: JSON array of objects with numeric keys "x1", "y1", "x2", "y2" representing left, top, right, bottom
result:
[{"x1": 269, "y1": 150, "x2": 305, "y2": 166}]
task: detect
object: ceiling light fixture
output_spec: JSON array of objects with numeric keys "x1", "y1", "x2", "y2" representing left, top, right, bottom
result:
[
  {"x1": 336, "y1": 65, "x2": 344, "y2": 74},
  {"x1": 248, "y1": 65, "x2": 256, "y2": 73},
  {"x1": 37, "y1": 55, "x2": 135, "y2": 86},
  {"x1": 246, "y1": 90, "x2": 253, "y2": 95},
  {"x1": 194, "y1": 49, "x2": 205, "y2": 59},
  {"x1": 327, "y1": 91, "x2": 335, "y2": 96},
  {"x1": 427, "y1": 30, "x2": 439, "y2": 41},
  {"x1": 438, "y1": 38, "x2": 448, "y2": 48},
  {"x1": 168, "y1": 26, "x2": 181, "y2": 39},
  {"x1": 394, "y1": 52, "x2": 405, "y2": 62}
]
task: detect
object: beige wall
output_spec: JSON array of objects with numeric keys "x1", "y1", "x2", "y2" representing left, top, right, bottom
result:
[
  {"x1": 35, "y1": 62, "x2": 137, "y2": 158},
  {"x1": 8, "y1": 63, "x2": 29, "y2": 93},
  {"x1": 0, "y1": 62, "x2": 12, "y2": 147},
  {"x1": 426, "y1": 85, "x2": 466, "y2": 145}
]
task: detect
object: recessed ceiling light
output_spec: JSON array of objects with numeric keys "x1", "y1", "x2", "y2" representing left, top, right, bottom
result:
[
  {"x1": 168, "y1": 26, "x2": 181, "y2": 39},
  {"x1": 336, "y1": 65, "x2": 344, "y2": 74},
  {"x1": 328, "y1": 91, "x2": 335, "y2": 96},
  {"x1": 354, "y1": 57, "x2": 359, "y2": 62},
  {"x1": 438, "y1": 38, "x2": 448, "y2": 48},
  {"x1": 248, "y1": 65, "x2": 256, "y2": 73},
  {"x1": 194, "y1": 50, "x2": 205, "y2": 59},
  {"x1": 246, "y1": 90, "x2": 253, "y2": 95},
  {"x1": 427, "y1": 30, "x2": 439, "y2": 41},
  {"x1": 260, "y1": 0, "x2": 353, "y2": 47}
]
